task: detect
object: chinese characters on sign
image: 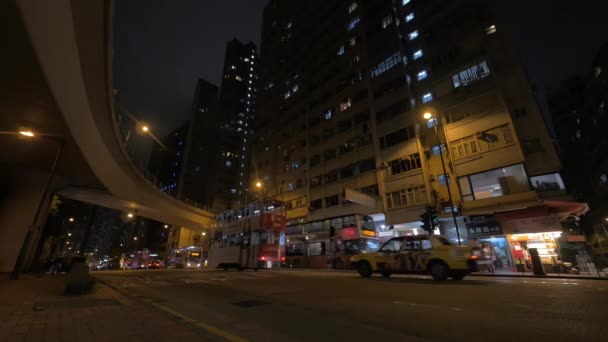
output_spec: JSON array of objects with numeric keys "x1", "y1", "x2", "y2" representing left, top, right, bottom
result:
[{"x1": 465, "y1": 216, "x2": 502, "y2": 238}]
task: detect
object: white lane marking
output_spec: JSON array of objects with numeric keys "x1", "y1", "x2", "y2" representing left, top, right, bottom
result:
[{"x1": 393, "y1": 301, "x2": 463, "y2": 311}]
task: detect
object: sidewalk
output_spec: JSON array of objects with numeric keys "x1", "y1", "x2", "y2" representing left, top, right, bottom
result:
[
  {"x1": 0, "y1": 273, "x2": 210, "y2": 342},
  {"x1": 472, "y1": 270, "x2": 608, "y2": 280},
  {"x1": 273, "y1": 267, "x2": 608, "y2": 280}
]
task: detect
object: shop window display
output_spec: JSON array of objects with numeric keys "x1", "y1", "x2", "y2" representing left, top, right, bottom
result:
[{"x1": 508, "y1": 232, "x2": 561, "y2": 273}]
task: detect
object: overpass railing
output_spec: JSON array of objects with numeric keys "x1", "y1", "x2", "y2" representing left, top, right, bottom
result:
[{"x1": 113, "y1": 103, "x2": 210, "y2": 211}]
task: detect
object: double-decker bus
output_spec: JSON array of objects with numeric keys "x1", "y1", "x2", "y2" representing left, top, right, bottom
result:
[
  {"x1": 209, "y1": 199, "x2": 287, "y2": 270},
  {"x1": 285, "y1": 214, "x2": 380, "y2": 269}
]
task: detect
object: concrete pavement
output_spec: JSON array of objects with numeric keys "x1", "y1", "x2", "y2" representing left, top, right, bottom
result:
[
  {"x1": 93, "y1": 269, "x2": 608, "y2": 341},
  {"x1": 0, "y1": 273, "x2": 213, "y2": 341}
]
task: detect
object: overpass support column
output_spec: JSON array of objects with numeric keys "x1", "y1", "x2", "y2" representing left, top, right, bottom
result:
[{"x1": 0, "y1": 167, "x2": 64, "y2": 274}]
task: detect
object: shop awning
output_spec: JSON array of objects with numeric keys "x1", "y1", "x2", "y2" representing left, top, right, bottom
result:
[
  {"x1": 543, "y1": 201, "x2": 589, "y2": 220},
  {"x1": 493, "y1": 201, "x2": 589, "y2": 235}
]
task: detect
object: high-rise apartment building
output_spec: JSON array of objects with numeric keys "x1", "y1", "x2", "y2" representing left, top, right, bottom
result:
[
  {"x1": 148, "y1": 122, "x2": 190, "y2": 193},
  {"x1": 181, "y1": 79, "x2": 221, "y2": 207},
  {"x1": 254, "y1": 0, "x2": 587, "y2": 267},
  {"x1": 216, "y1": 39, "x2": 258, "y2": 206}
]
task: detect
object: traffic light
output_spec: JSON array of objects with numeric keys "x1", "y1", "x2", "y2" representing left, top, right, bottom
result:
[{"x1": 420, "y1": 206, "x2": 439, "y2": 234}]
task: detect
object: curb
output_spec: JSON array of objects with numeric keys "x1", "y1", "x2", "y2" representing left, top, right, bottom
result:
[
  {"x1": 470, "y1": 273, "x2": 608, "y2": 281},
  {"x1": 271, "y1": 268, "x2": 608, "y2": 280}
]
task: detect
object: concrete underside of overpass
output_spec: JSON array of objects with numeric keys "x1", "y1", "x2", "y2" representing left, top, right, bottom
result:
[{"x1": 0, "y1": 0, "x2": 215, "y2": 273}]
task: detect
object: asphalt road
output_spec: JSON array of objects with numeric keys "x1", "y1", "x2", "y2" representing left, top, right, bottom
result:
[{"x1": 93, "y1": 269, "x2": 608, "y2": 342}]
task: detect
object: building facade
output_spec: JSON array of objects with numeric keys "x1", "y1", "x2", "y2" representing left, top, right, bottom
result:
[
  {"x1": 253, "y1": 0, "x2": 588, "y2": 271},
  {"x1": 550, "y1": 43, "x2": 608, "y2": 259},
  {"x1": 216, "y1": 39, "x2": 258, "y2": 207},
  {"x1": 148, "y1": 122, "x2": 190, "y2": 193},
  {"x1": 181, "y1": 79, "x2": 221, "y2": 207}
]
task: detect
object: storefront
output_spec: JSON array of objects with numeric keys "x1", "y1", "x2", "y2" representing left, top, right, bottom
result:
[
  {"x1": 507, "y1": 232, "x2": 561, "y2": 272},
  {"x1": 494, "y1": 202, "x2": 589, "y2": 273}
]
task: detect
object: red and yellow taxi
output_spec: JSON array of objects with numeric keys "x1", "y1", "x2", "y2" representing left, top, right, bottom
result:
[{"x1": 351, "y1": 235, "x2": 478, "y2": 280}]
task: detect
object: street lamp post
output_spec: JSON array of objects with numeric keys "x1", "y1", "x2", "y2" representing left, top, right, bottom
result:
[
  {"x1": 423, "y1": 113, "x2": 462, "y2": 245},
  {"x1": 7, "y1": 131, "x2": 65, "y2": 279}
]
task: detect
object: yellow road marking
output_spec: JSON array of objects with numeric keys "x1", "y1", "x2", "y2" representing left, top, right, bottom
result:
[{"x1": 150, "y1": 302, "x2": 249, "y2": 342}]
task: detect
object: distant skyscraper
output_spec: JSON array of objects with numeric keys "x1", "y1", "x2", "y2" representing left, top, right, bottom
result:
[
  {"x1": 216, "y1": 38, "x2": 258, "y2": 206},
  {"x1": 181, "y1": 79, "x2": 221, "y2": 207},
  {"x1": 148, "y1": 122, "x2": 190, "y2": 193}
]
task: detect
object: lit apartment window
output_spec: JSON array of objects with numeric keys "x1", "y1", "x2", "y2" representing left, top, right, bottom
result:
[
  {"x1": 286, "y1": 21, "x2": 292, "y2": 29},
  {"x1": 235, "y1": 75, "x2": 242, "y2": 81},
  {"x1": 408, "y1": 30, "x2": 419, "y2": 40},
  {"x1": 244, "y1": 58, "x2": 249, "y2": 62},
  {"x1": 413, "y1": 49, "x2": 423, "y2": 60},
  {"x1": 452, "y1": 61, "x2": 491, "y2": 88},
  {"x1": 402, "y1": 0, "x2": 410, "y2": 5},
  {"x1": 284, "y1": 91, "x2": 291, "y2": 99},
  {"x1": 417, "y1": 70, "x2": 427, "y2": 80},
  {"x1": 382, "y1": 15, "x2": 393, "y2": 29},
  {"x1": 370, "y1": 52, "x2": 403, "y2": 78},
  {"x1": 292, "y1": 84, "x2": 299, "y2": 93},
  {"x1": 348, "y1": 17, "x2": 360, "y2": 30},
  {"x1": 225, "y1": 160, "x2": 232, "y2": 167},
  {"x1": 339, "y1": 98, "x2": 352, "y2": 112},
  {"x1": 337, "y1": 45, "x2": 345, "y2": 55},
  {"x1": 230, "y1": 65, "x2": 236, "y2": 70},
  {"x1": 485, "y1": 25, "x2": 497, "y2": 35},
  {"x1": 350, "y1": 37, "x2": 357, "y2": 46},
  {"x1": 348, "y1": 2, "x2": 357, "y2": 13},
  {"x1": 422, "y1": 92, "x2": 433, "y2": 103},
  {"x1": 324, "y1": 109, "x2": 334, "y2": 120},
  {"x1": 438, "y1": 174, "x2": 450, "y2": 185},
  {"x1": 405, "y1": 13, "x2": 414, "y2": 22}
]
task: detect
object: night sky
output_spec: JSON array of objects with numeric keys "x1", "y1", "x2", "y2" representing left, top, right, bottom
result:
[{"x1": 113, "y1": 0, "x2": 608, "y2": 137}]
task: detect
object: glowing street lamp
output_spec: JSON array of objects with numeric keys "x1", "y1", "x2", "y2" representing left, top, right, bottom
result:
[
  {"x1": 69, "y1": 217, "x2": 74, "y2": 222},
  {"x1": 141, "y1": 125, "x2": 149, "y2": 132},
  {"x1": 19, "y1": 131, "x2": 35, "y2": 137},
  {"x1": 423, "y1": 112, "x2": 433, "y2": 120},
  {"x1": 133, "y1": 237, "x2": 138, "y2": 241},
  {"x1": 127, "y1": 213, "x2": 134, "y2": 218},
  {"x1": 201, "y1": 232, "x2": 206, "y2": 236},
  {"x1": 255, "y1": 181, "x2": 262, "y2": 189}
]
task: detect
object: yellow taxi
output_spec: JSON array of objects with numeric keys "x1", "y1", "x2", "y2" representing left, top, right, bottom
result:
[{"x1": 351, "y1": 235, "x2": 478, "y2": 280}]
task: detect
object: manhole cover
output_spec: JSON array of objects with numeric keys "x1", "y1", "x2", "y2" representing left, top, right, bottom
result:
[{"x1": 231, "y1": 300, "x2": 270, "y2": 308}]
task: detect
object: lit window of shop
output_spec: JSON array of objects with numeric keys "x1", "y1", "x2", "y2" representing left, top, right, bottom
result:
[{"x1": 458, "y1": 164, "x2": 529, "y2": 202}]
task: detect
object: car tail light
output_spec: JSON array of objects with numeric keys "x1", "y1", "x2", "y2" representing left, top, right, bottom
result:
[
  {"x1": 260, "y1": 256, "x2": 266, "y2": 260},
  {"x1": 280, "y1": 257, "x2": 285, "y2": 261}
]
